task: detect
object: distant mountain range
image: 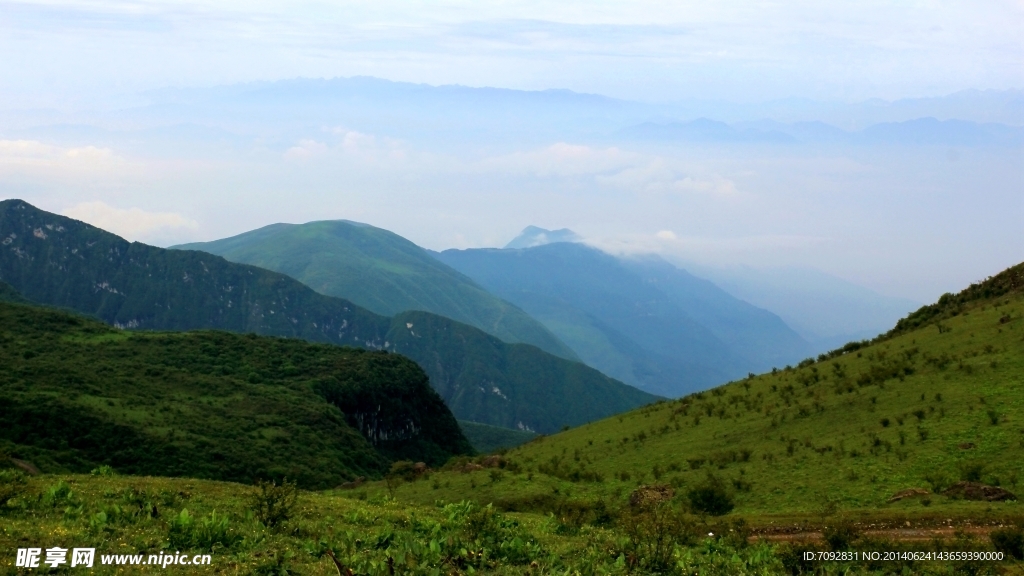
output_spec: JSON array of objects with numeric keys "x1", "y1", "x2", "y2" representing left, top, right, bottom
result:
[
  {"x1": 618, "y1": 117, "x2": 1024, "y2": 147},
  {"x1": 176, "y1": 218, "x2": 815, "y2": 398},
  {"x1": 435, "y1": 230, "x2": 813, "y2": 396},
  {"x1": 0, "y1": 200, "x2": 655, "y2": 433},
  {"x1": 682, "y1": 263, "x2": 921, "y2": 352},
  {"x1": 172, "y1": 220, "x2": 577, "y2": 361},
  {"x1": 12, "y1": 79, "x2": 1018, "y2": 155}
]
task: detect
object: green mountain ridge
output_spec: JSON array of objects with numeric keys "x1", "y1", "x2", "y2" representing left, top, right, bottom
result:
[
  {"x1": 171, "y1": 220, "x2": 578, "y2": 361},
  {"x1": 0, "y1": 200, "x2": 655, "y2": 433},
  {"x1": 0, "y1": 298, "x2": 471, "y2": 488}
]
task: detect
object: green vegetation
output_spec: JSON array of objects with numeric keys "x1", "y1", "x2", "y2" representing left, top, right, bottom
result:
[
  {"x1": 336, "y1": 263, "x2": 1021, "y2": 572},
  {"x1": 458, "y1": 421, "x2": 538, "y2": 453},
  {"x1": 0, "y1": 199, "x2": 656, "y2": 433},
  {"x1": 172, "y1": 220, "x2": 578, "y2": 361},
  {"x1": 1, "y1": 265, "x2": 1022, "y2": 574},
  {"x1": 392, "y1": 263, "x2": 1024, "y2": 517},
  {"x1": 0, "y1": 300, "x2": 470, "y2": 487}
]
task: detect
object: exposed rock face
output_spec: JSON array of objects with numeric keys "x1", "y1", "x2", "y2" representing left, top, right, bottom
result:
[{"x1": 942, "y1": 482, "x2": 1017, "y2": 501}]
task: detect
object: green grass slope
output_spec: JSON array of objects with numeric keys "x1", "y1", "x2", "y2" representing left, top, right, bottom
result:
[
  {"x1": 172, "y1": 220, "x2": 578, "y2": 361},
  {"x1": 394, "y1": 262, "x2": 1024, "y2": 518},
  {"x1": 0, "y1": 200, "x2": 654, "y2": 432},
  {"x1": 0, "y1": 300, "x2": 471, "y2": 488}
]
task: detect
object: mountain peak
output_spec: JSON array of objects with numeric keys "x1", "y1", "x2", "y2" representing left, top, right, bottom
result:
[{"x1": 504, "y1": 226, "x2": 582, "y2": 249}]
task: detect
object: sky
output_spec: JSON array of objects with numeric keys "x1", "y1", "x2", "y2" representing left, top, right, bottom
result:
[
  {"x1": 2, "y1": 0, "x2": 1023, "y2": 108},
  {"x1": 0, "y1": 0, "x2": 1022, "y2": 304}
]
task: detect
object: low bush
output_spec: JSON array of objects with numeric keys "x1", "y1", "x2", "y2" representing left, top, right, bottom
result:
[
  {"x1": 823, "y1": 519, "x2": 860, "y2": 551},
  {"x1": 687, "y1": 474, "x2": 734, "y2": 517},
  {"x1": 0, "y1": 469, "x2": 28, "y2": 509},
  {"x1": 167, "y1": 509, "x2": 240, "y2": 552},
  {"x1": 990, "y1": 525, "x2": 1024, "y2": 560},
  {"x1": 249, "y1": 479, "x2": 298, "y2": 528}
]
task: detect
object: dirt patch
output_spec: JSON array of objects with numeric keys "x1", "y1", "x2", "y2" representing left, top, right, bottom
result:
[
  {"x1": 481, "y1": 455, "x2": 505, "y2": 468},
  {"x1": 337, "y1": 476, "x2": 366, "y2": 490},
  {"x1": 753, "y1": 526, "x2": 996, "y2": 543},
  {"x1": 10, "y1": 458, "x2": 39, "y2": 475},
  {"x1": 942, "y1": 481, "x2": 1017, "y2": 501},
  {"x1": 887, "y1": 488, "x2": 930, "y2": 503},
  {"x1": 629, "y1": 484, "x2": 674, "y2": 508}
]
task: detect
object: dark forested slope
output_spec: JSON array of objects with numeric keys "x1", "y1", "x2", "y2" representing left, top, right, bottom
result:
[{"x1": 0, "y1": 300, "x2": 471, "y2": 487}]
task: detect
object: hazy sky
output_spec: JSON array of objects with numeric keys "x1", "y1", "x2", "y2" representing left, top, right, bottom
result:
[
  {"x1": 1, "y1": 0, "x2": 1022, "y2": 305},
  {"x1": 2, "y1": 0, "x2": 1022, "y2": 108}
]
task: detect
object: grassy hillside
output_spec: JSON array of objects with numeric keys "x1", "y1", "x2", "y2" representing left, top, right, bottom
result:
[
  {"x1": 0, "y1": 300, "x2": 471, "y2": 487},
  {"x1": 0, "y1": 199, "x2": 656, "y2": 432},
  {"x1": 386, "y1": 262, "x2": 1024, "y2": 519},
  {"x1": 173, "y1": 221, "x2": 578, "y2": 361},
  {"x1": 435, "y1": 243, "x2": 811, "y2": 396}
]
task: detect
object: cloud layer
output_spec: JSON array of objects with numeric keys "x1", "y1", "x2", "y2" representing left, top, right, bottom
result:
[{"x1": 62, "y1": 201, "x2": 198, "y2": 242}]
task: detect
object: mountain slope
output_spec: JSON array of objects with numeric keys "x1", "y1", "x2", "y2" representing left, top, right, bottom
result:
[
  {"x1": 401, "y1": 261, "x2": 1024, "y2": 516},
  {"x1": 0, "y1": 280, "x2": 29, "y2": 304},
  {"x1": 172, "y1": 220, "x2": 577, "y2": 361},
  {"x1": 620, "y1": 255, "x2": 813, "y2": 372},
  {"x1": 435, "y1": 240, "x2": 811, "y2": 396},
  {"x1": 686, "y1": 263, "x2": 921, "y2": 352},
  {"x1": 0, "y1": 299, "x2": 472, "y2": 487},
  {"x1": 0, "y1": 200, "x2": 655, "y2": 432}
]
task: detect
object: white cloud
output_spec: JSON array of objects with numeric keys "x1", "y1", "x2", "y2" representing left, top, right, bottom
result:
[
  {"x1": 478, "y1": 143, "x2": 634, "y2": 176},
  {"x1": 283, "y1": 139, "x2": 328, "y2": 159},
  {"x1": 0, "y1": 140, "x2": 123, "y2": 170},
  {"x1": 596, "y1": 159, "x2": 739, "y2": 197},
  {"x1": 656, "y1": 230, "x2": 676, "y2": 240},
  {"x1": 62, "y1": 201, "x2": 198, "y2": 242},
  {"x1": 284, "y1": 131, "x2": 409, "y2": 162},
  {"x1": 671, "y1": 175, "x2": 737, "y2": 196}
]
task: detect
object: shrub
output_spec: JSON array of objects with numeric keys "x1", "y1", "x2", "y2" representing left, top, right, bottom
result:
[
  {"x1": 823, "y1": 519, "x2": 859, "y2": 551},
  {"x1": 687, "y1": 475, "x2": 735, "y2": 517},
  {"x1": 167, "y1": 509, "x2": 240, "y2": 551},
  {"x1": 0, "y1": 469, "x2": 28, "y2": 509},
  {"x1": 90, "y1": 465, "x2": 117, "y2": 476},
  {"x1": 960, "y1": 462, "x2": 986, "y2": 482},
  {"x1": 618, "y1": 503, "x2": 697, "y2": 572},
  {"x1": 249, "y1": 479, "x2": 298, "y2": 528},
  {"x1": 41, "y1": 480, "x2": 75, "y2": 508},
  {"x1": 990, "y1": 525, "x2": 1024, "y2": 560}
]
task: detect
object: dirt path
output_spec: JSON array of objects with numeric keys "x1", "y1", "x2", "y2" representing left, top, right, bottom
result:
[{"x1": 751, "y1": 524, "x2": 1002, "y2": 543}]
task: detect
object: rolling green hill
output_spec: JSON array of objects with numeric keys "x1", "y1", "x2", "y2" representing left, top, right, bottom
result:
[
  {"x1": 172, "y1": 221, "x2": 577, "y2": 360},
  {"x1": 0, "y1": 299, "x2": 471, "y2": 488},
  {"x1": 393, "y1": 262, "x2": 1024, "y2": 517},
  {"x1": 0, "y1": 200, "x2": 655, "y2": 432}
]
